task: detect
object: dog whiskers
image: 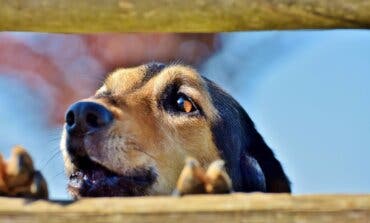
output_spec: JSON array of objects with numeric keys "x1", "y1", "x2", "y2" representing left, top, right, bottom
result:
[{"x1": 41, "y1": 149, "x2": 62, "y2": 169}]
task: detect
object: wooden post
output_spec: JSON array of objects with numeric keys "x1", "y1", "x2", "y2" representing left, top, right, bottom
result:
[
  {"x1": 0, "y1": 193, "x2": 369, "y2": 222},
  {"x1": 1, "y1": 0, "x2": 370, "y2": 33}
]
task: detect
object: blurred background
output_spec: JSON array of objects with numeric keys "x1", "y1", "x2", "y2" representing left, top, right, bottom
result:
[{"x1": 0, "y1": 31, "x2": 369, "y2": 199}]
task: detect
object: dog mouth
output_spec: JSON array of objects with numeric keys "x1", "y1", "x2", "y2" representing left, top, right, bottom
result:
[{"x1": 68, "y1": 156, "x2": 157, "y2": 198}]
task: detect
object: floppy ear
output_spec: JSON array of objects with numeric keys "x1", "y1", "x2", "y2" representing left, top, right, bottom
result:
[
  {"x1": 204, "y1": 77, "x2": 291, "y2": 193},
  {"x1": 245, "y1": 128, "x2": 291, "y2": 193},
  {"x1": 240, "y1": 154, "x2": 266, "y2": 192}
]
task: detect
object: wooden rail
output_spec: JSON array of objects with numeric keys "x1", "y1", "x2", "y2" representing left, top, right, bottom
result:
[
  {"x1": 1, "y1": 0, "x2": 370, "y2": 33},
  {"x1": 0, "y1": 193, "x2": 369, "y2": 223}
]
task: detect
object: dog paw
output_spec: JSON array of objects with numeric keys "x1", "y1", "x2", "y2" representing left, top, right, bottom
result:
[
  {"x1": 29, "y1": 171, "x2": 48, "y2": 199},
  {"x1": 204, "y1": 160, "x2": 232, "y2": 194},
  {"x1": 0, "y1": 146, "x2": 48, "y2": 199},
  {"x1": 0, "y1": 154, "x2": 8, "y2": 194},
  {"x1": 173, "y1": 157, "x2": 207, "y2": 196},
  {"x1": 173, "y1": 157, "x2": 233, "y2": 196}
]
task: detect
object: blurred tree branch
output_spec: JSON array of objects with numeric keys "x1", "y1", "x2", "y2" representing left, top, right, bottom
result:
[{"x1": 1, "y1": 0, "x2": 370, "y2": 33}]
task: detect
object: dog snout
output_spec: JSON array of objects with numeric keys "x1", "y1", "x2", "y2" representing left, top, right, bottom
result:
[{"x1": 65, "y1": 101, "x2": 113, "y2": 136}]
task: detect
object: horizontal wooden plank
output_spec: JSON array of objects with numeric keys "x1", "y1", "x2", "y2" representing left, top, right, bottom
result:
[
  {"x1": 1, "y1": 0, "x2": 370, "y2": 33},
  {"x1": 0, "y1": 193, "x2": 369, "y2": 222}
]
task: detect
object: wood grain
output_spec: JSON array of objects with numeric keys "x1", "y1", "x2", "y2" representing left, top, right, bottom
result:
[
  {"x1": 1, "y1": 0, "x2": 370, "y2": 33},
  {"x1": 0, "y1": 193, "x2": 369, "y2": 222}
]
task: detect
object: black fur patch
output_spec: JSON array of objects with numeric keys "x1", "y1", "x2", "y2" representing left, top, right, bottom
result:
[
  {"x1": 203, "y1": 77, "x2": 291, "y2": 193},
  {"x1": 143, "y1": 62, "x2": 166, "y2": 82}
]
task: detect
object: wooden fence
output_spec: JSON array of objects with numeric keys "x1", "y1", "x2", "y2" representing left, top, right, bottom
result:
[
  {"x1": 1, "y1": 0, "x2": 370, "y2": 33},
  {"x1": 0, "y1": 193, "x2": 369, "y2": 223}
]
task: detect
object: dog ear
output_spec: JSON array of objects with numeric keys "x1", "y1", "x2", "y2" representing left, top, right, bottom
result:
[
  {"x1": 246, "y1": 130, "x2": 291, "y2": 193},
  {"x1": 240, "y1": 154, "x2": 266, "y2": 192},
  {"x1": 205, "y1": 78, "x2": 246, "y2": 191},
  {"x1": 205, "y1": 77, "x2": 265, "y2": 191},
  {"x1": 204, "y1": 77, "x2": 290, "y2": 193}
]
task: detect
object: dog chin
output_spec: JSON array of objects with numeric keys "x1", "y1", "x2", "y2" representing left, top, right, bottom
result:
[{"x1": 67, "y1": 157, "x2": 157, "y2": 198}]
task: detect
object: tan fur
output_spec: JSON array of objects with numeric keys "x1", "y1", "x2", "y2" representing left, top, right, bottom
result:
[
  {"x1": 6, "y1": 146, "x2": 34, "y2": 189},
  {"x1": 0, "y1": 154, "x2": 8, "y2": 192},
  {"x1": 0, "y1": 146, "x2": 48, "y2": 199},
  {"x1": 61, "y1": 64, "x2": 221, "y2": 195},
  {"x1": 205, "y1": 160, "x2": 233, "y2": 194},
  {"x1": 174, "y1": 157, "x2": 207, "y2": 195}
]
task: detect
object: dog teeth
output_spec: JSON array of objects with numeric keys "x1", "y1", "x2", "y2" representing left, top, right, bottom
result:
[
  {"x1": 70, "y1": 171, "x2": 83, "y2": 180},
  {"x1": 68, "y1": 171, "x2": 86, "y2": 189},
  {"x1": 69, "y1": 176, "x2": 83, "y2": 188}
]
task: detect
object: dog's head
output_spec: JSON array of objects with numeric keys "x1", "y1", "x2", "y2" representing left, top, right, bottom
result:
[
  {"x1": 61, "y1": 63, "x2": 224, "y2": 197},
  {"x1": 61, "y1": 63, "x2": 291, "y2": 198}
]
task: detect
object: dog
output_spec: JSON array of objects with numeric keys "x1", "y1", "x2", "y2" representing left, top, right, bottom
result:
[{"x1": 60, "y1": 62, "x2": 291, "y2": 198}]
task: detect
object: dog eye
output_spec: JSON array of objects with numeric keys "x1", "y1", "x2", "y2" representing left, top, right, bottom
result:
[{"x1": 176, "y1": 94, "x2": 197, "y2": 113}]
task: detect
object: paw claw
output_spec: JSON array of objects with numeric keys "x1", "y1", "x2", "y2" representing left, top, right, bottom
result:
[
  {"x1": 174, "y1": 157, "x2": 206, "y2": 196},
  {"x1": 205, "y1": 159, "x2": 233, "y2": 194},
  {"x1": 174, "y1": 157, "x2": 233, "y2": 196}
]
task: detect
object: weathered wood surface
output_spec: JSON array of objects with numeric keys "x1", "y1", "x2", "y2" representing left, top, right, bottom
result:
[
  {"x1": 0, "y1": 193, "x2": 369, "y2": 223},
  {"x1": 1, "y1": 0, "x2": 370, "y2": 33}
]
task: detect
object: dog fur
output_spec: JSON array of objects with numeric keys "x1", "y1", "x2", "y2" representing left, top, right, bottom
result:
[{"x1": 61, "y1": 63, "x2": 290, "y2": 197}]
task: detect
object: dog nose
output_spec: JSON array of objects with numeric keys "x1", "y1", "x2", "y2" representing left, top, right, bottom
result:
[{"x1": 65, "y1": 101, "x2": 113, "y2": 135}]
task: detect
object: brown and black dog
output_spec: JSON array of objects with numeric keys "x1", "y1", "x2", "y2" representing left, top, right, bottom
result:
[{"x1": 60, "y1": 63, "x2": 290, "y2": 198}]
